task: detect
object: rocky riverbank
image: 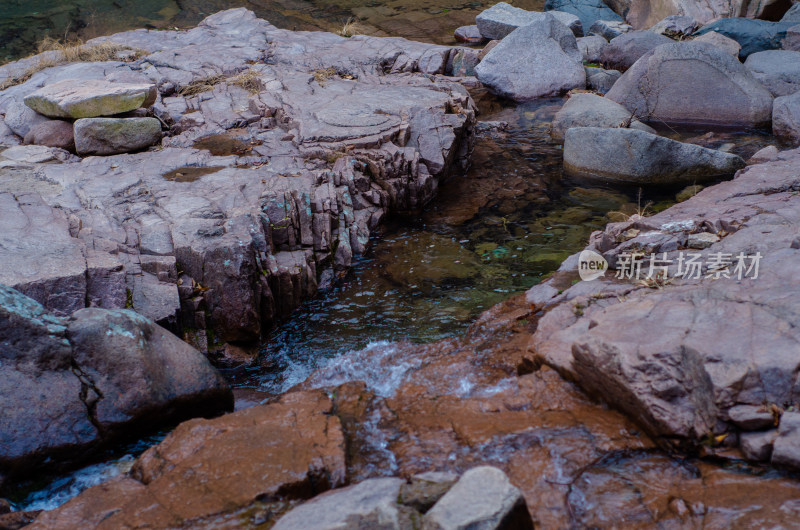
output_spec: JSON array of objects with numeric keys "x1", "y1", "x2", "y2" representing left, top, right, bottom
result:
[{"x1": 4, "y1": 0, "x2": 800, "y2": 528}]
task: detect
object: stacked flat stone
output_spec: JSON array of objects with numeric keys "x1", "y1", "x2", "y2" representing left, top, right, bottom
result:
[{"x1": 23, "y1": 79, "x2": 161, "y2": 156}]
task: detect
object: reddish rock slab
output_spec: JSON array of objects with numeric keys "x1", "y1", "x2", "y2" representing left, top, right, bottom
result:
[{"x1": 29, "y1": 391, "x2": 345, "y2": 529}]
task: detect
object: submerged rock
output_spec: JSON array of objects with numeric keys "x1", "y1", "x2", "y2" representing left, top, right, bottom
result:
[
  {"x1": 744, "y1": 49, "x2": 800, "y2": 97},
  {"x1": 551, "y1": 93, "x2": 654, "y2": 141},
  {"x1": 563, "y1": 126, "x2": 745, "y2": 184},
  {"x1": 606, "y1": 41, "x2": 774, "y2": 127},
  {"x1": 24, "y1": 79, "x2": 157, "y2": 119},
  {"x1": 475, "y1": 15, "x2": 585, "y2": 100},
  {"x1": 74, "y1": 117, "x2": 162, "y2": 155},
  {"x1": 0, "y1": 285, "x2": 232, "y2": 491}
]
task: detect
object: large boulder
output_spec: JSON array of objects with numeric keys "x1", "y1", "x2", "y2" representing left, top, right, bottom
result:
[
  {"x1": 24, "y1": 79, "x2": 157, "y2": 119},
  {"x1": 600, "y1": 30, "x2": 672, "y2": 71},
  {"x1": 693, "y1": 30, "x2": 742, "y2": 57},
  {"x1": 74, "y1": 117, "x2": 162, "y2": 156},
  {"x1": 563, "y1": 126, "x2": 745, "y2": 184},
  {"x1": 475, "y1": 15, "x2": 585, "y2": 100},
  {"x1": 781, "y1": 3, "x2": 800, "y2": 23},
  {"x1": 694, "y1": 18, "x2": 795, "y2": 59},
  {"x1": 476, "y1": 3, "x2": 583, "y2": 40},
  {"x1": 773, "y1": 91, "x2": 800, "y2": 144},
  {"x1": 28, "y1": 391, "x2": 346, "y2": 529},
  {"x1": 422, "y1": 467, "x2": 533, "y2": 530},
  {"x1": 551, "y1": 93, "x2": 655, "y2": 140},
  {"x1": 744, "y1": 50, "x2": 800, "y2": 97},
  {"x1": 545, "y1": 0, "x2": 623, "y2": 31},
  {"x1": 606, "y1": 41, "x2": 774, "y2": 127},
  {"x1": 0, "y1": 285, "x2": 232, "y2": 491}
]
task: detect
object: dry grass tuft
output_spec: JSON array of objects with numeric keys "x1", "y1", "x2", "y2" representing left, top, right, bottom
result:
[
  {"x1": 178, "y1": 75, "x2": 226, "y2": 96},
  {"x1": 312, "y1": 67, "x2": 338, "y2": 86},
  {"x1": 229, "y1": 68, "x2": 263, "y2": 94},
  {"x1": 0, "y1": 38, "x2": 144, "y2": 91},
  {"x1": 337, "y1": 17, "x2": 366, "y2": 38}
]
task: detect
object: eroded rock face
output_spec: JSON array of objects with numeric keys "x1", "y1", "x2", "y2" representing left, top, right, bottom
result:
[
  {"x1": 29, "y1": 391, "x2": 346, "y2": 529},
  {"x1": 563, "y1": 126, "x2": 744, "y2": 184},
  {"x1": 625, "y1": 0, "x2": 788, "y2": 30},
  {"x1": 606, "y1": 41, "x2": 774, "y2": 127},
  {"x1": 530, "y1": 148, "x2": 800, "y2": 461},
  {"x1": 0, "y1": 285, "x2": 232, "y2": 492},
  {"x1": 0, "y1": 9, "x2": 476, "y2": 350},
  {"x1": 475, "y1": 14, "x2": 585, "y2": 100}
]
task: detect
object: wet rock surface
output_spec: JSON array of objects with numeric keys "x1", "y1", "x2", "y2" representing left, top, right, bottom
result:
[
  {"x1": 29, "y1": 391, "x2": 346, "y2": 529},
  {"x1": 0, "y1": 285, "x2": 232, "y2": 492},
  {"x1": 530, "y1": 147, "x2": 800, "y2": 463},
  {"x1": 563, "y1": 126, "x2": 745, "y2": 184},
  {"x1": 0, "y1": 8, "x2": 476, "y2": 351}
]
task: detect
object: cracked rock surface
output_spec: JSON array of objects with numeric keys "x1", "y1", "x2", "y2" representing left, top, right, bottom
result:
[
  {"x1": 0, "y1": 8, "x2": 476, "y2": 351},
  {"x1": 0, "y1": 285, "x2": 232, "y2": 492}
]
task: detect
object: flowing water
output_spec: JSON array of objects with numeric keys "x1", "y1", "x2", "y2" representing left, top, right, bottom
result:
[{"x1": 1, "y1": 0, "x2": 784, "y2": 511}]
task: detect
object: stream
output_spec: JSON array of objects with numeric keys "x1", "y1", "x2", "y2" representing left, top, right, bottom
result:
[{"x1": 6, "y1": 89, "x2": 779, "y2": 511}]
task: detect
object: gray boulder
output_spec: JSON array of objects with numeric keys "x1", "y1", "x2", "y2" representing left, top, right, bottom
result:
[
  {"x1": 585, "y1": 65, "x2": 621, "y2": 92},
  {"x1": 744, "y1": 50, "x2": 800, "y2": 96},
  {"x1": 23, "y1": 120, "x2": 75, "y2": 151},
  {"x1": 783, "y1": 24, "x2": 800, "y2": 51},
  {"x1": 694, "y1": 18, "x2": 795, "y2": 59},
  {"x1": 649, "y1": 15, "x2": 700, "y2": 38},
  {"x1": 773, "y1": 91, "x2": 800, "y2": 144},
  {"x1": 551, "y1": 93, "x2": 654, "y2": 140},
  {"x1": 589, "y1": 19, "x2": 633, "y2": 40},
  {"x1": 545, "y1": 0, "x2": 623, "y2": 31},
  {"x1": 475, "y1": 15, "x2": 585, "y2": 100},
  {"x1": 693, "y1": 30, "x2": 742, "y2": 57},
  {"x1": 578, "y1": 35, "x2": 608, "y2": 62},
  {"x1": 772, "y1": 413, "x2": 800, "y2": 469},
  {"x1": 273, "y1": 478, "x2": 410, "y2": 530},
  {"x1": 563, "y1": 126, "x2": 745, "y2": 184},
  {"x1": 781, "y1": 3, "x2": 800, "y2": 23},
  {"x1": 606, "y1": 41, "x2": 774, "y2": 127},
  {"x1": 3, "y1": 102, "x2": 48, "y2": 138},
  {"x1": 24, "y1": 79, "x2": 157, "y2": 119},
  {"x1": 600, "y1": 30, "x2": 672, "y2": 71},
  {"x1": 476, "y1": 3, "x2": 583, "y2": 40},
  {"x1": 0, "y1": 284, "x2": 232, "y2": 489},
  {"x1": 74, "y1": 117, "x2": 162, "y2": 156},
  {"x1": 422, "y1": 466, "x2": 533, "y2": 530},
  {"x1": 741, "y1": 430, "x2": 778, "y2": 462}
]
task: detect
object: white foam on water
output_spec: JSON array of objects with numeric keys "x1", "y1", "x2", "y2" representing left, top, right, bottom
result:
[{"x1": 20, "y1": 455, "x2": 135, "y2": 512}]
